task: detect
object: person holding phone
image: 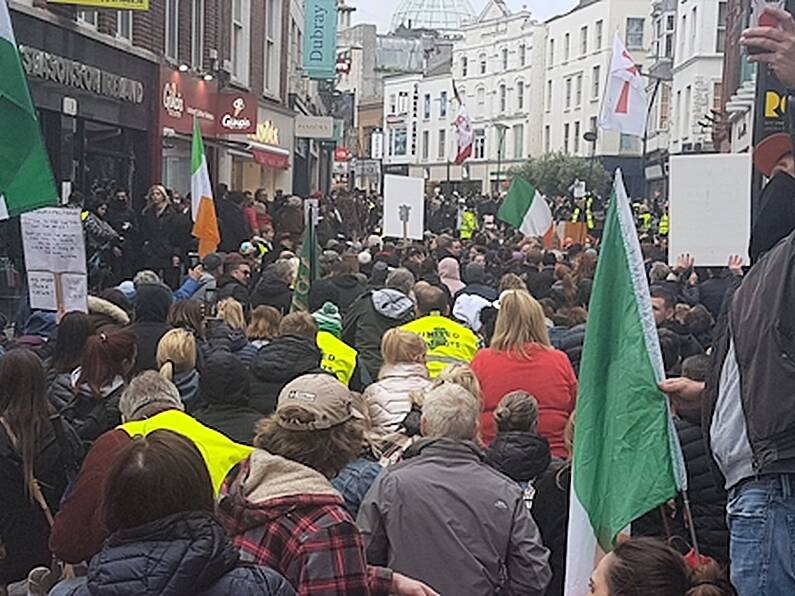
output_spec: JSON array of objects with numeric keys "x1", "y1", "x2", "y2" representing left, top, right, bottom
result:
[{"x1": 741, "y1": 6, "x2": 795, "y2": 89}]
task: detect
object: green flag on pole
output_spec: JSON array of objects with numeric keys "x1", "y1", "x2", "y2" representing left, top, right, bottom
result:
[
  {"x1": 291, "y1": 219, "x2": 320, "y2": 313},
  {"x1": 565, "y1": 169, "x2": 687, "y2": 593},
  {"x1": 0, "y1": 0, "x2": 58, "y2": 217}
]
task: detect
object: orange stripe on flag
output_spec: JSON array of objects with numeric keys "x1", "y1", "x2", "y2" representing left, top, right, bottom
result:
[{"x1": 192, "y1": 195, "x2": 220, "y2": 257}]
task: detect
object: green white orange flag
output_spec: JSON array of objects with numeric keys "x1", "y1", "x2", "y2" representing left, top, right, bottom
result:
[
  {"x1": 191, "y1": 117, "x2": 220, "y2": 257},
  {"x1": 497, "y1": 176, "x2": 553, "y2": 237},
  {"x1": 565, "y1": 169, "x2": 686, "y2": 595},
  {"x1": 0, "y1": 0, "x2": 58, "y2": 218}
]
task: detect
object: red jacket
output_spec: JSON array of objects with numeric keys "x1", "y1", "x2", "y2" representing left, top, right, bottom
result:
[{"x1": 471, "y1": 345, "x2": 577, "y2": 458}]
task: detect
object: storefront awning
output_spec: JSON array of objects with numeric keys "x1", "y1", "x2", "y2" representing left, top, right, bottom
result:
[{"x1": 251, "y1": 146, "x2": 290, "y2": 170}]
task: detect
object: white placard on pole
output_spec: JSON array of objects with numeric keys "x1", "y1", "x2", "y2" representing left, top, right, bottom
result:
[
  {"x1": 669, "y1": 154, "x2": 751, "y2": 267},
  {"x1": 383, "y1": 174, "x2": 425, "y2": 241}
]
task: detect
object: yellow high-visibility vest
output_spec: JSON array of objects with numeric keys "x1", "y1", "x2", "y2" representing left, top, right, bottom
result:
[
  {"x1": 401, "y1": 314, "x2": 479, "y2": 378},
  {"x1": 119, "y1": 410, "x2": 254, "y2": 494},
  {"x1": 659, "y1": 213, "x2": 669, "y2": 236},
  {"x1": 460, "y1": 210, "x2": 478, "y2": 240},
  {"x1": 317, "y1": 330, "x2": 358, "y2": 386},
  {"x1": 639, "y1": 213, "x2": 653, "y2": 232}
]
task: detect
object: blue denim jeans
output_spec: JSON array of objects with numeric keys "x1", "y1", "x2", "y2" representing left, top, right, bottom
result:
[{"x1": 728, "y1": 474, "x2": 795, "y2": 596}]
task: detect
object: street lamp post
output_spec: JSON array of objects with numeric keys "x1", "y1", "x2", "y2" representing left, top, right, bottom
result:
[{"x1": 494, "y1": 123, "x2": 508, "y2": 197}]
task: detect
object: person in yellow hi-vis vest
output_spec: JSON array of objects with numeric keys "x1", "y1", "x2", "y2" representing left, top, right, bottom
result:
[
  {"x1": 313, "y1": 301, "x2": 358, "y2": 386},
  {"x1": 659, "y1": 212, "x2": 669, "y2": 236},
  {"x1": 401, "y1": 283, "x2": 479, "y2": 378},
  {"x1": 49, "y1": 372, "x2": 253, "y2": 564}
]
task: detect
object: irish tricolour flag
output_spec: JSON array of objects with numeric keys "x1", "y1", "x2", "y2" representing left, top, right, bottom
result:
[
  {"x1": 497, "y1": 177, "x2": 553, "y2": 237},
  {"x1": 191, "y1": 118, "x2": 220, "y2": 257},
  {"x1": 565, "y1": 170, "x2": 687, "y2": 594},
  {"x1": 0, "y1": 0, "x2": 58, "y2": 218}
]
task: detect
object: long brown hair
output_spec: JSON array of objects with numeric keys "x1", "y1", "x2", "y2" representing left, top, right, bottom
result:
[
  {"x1": 77, "y1": 330, "x2": 137, "y2": 399},
  {"x1": 168, "y1": 300, "x2": 206, "y2": 338},
  {"x1": 0, "y1": 349, "x2": 52, "y2": 498}
]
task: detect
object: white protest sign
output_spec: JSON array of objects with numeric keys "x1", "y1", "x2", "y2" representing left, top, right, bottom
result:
[
  {"x1": 21, "y1": 208, "x2": 88, "y2": 313},
  {"x1": 21, "y1": 208, "x2": 87, "y2": 274},
  {"x1": 669, "y1": 154, "x2": 751, "y2": 266},
  {"x1": 383, "y1": 174, "x2": 425, "y2": 240}
]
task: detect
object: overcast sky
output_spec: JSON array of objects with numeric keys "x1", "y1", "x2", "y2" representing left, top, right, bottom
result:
[{"x1": 346, "y1": 0, "x2": 579, "y2": 32}]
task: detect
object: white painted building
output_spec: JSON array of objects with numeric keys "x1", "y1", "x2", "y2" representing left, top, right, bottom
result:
[
  {"x1": 542, "y1": 0, "x2": 653, "y2": 174},
  {"x1": 669, "y1": 0, "x2": 727, "y2": 154},
  {"x1": 382, "y1": 0, "x2": 546, "y2": 194}
]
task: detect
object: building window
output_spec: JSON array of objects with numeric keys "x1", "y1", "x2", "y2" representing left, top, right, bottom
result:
[
  {"x1": 620, "y1": 133, "x2": 637, "y2": 152},
  {"x1": 519, "y1": 44, "x2": 526, "y2": 67},
  {"x1": 563, "y1": 123, "x2": 570, "y2": 154},
  {"x1": 461, "y1": 56, "x2": 468, "y2": 77},
  {"x1": 565, "y1": 77, "x2": 572, "y2": 109},
  {"x1": 191, "y1": 0, "x2": 204, "y2": 68},
  {"x1": 589, "y1": 116, "x2": 598, "y2": 136},
  {"x1": 474, "y1": 129, "x2": 486, "y2": 159},
  {"x1": 389, "y1": 94, "x2": 397, "y2": 115},
  {"x1": 513, "y1": 124, "x2": 524, "y2": 159},
  {"x1": 548, "y1": 39, "x2": 555, "y2": 66},
  {"x1": 502, "y1": 48, "x2": 509, "y2": 70},
  {"x1": 499, "y1": 84, "x2": 507, "y2": 113},
  {"x1": 683, "y1": 85, "x2": 691, "y2": 139},
  {"x1": 264, "y1": 0, "x2": 281, "y2": 95},
  {"x1": 680, "y1": 15, "x2": 687, "y2": 57},
  {"x1": 626, "y1": 17, "x2": 645, "y2": 50},
  {"x1": 690, "y1": 7, "x2": 697, "y2": 54},
  {"x1": 575, "y1": 73, "x2": 583, "y2": 107},
  {"x1": 232, "y1": 0, "x2": 251, "y2": 85},
  {"x1": 517, "y1": 80, "x2": 525, "y2": 111},
  {"x1": 592, "y1": 65, "x2": 601, "y2": 99},
  {"x1": 713, "y1": 81, "x2": 723, "y2": 112},
  {"x1": 659, "y1": 84, "x2": 671, "y2": 130},
  {"x1": 117, "y1": 11, "x2": 133, "y2": 42},
  {"x1": 422, "y1": 131, "x2": 429, "y2": 161},
  {"x1": 717, "y1": 1, "x2": 727, "y2": 53},
  {"x1": 398, "y1": 91, "x2": 409, "y2": 114},
  {"x1": 665, "y1": 32, "x2": 674, "y2": 58},
  {"x1": 394, "y1": 127, "x2": 407, "y2": 156},
  {"x1": 165, "y1": 0, "x2": 179, "y2": 61},
  {"x1": 76, "y1": 10, "x2": 98, "y2": 27},
  {"x1": 438, "y1": 129, "x2": 446, "y2": 160},
  {"x1": 675, "y1": 90, "x2": 681, "y2": 141},
  {"x1": 595, "y1": 19, "x2": 603, "y2": 50},
  {"x1": 424, "y1": 94, "x2": 431, "y2": 119},
  {"x1": 574, "y1": 121, "x2": 581, "y2": 154},
  {"x1": 544, "y1": 125, "x2": 551, "y2": 153},
  {"x1": 546, "y1": 80, "x2": 552, "y2": 112},
  {"x1": 476, "y1": 87, "x2": 485, "y2": 116},
  {"x1": 580, "y1": 25, "x2": 588, "y2": 55},
  {"x1": 440, "y1": 91, "x2": 448, "y2": 118},
  {"x1": 479, "y1": 53, "x2": 487, "y2": 74},
  {"x1": 564, "y1": 33, "x2": 570, "y2": 61}
]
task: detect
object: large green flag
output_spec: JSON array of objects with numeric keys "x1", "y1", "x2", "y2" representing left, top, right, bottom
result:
[
  {"x1": 291, "y1": 220, "x2": 319, "y2": 313},
  {"x1": 565, "y1": 170, "x2": 686, "y2": 593},
  {"x1": 0, "y1": 0, "x2": 58, "y2": 217},
  {"x1": 497, "y1": 177, "x2": 553, "y2": 237}
]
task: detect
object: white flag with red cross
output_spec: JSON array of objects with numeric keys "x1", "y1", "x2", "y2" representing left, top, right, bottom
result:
[{"x1": 599, "y1": 35, "x2": 648, "y2": 138}]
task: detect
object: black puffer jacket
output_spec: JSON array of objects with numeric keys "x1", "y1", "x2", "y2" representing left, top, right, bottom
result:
[
  {"x1": 250, "y1": 270, "x2": 293, "y2": 314},
  {"x1": 249, "y1": 335, "x2": 323, "y2": 415},
  {"x1": 309, "y1": 275, "x2": 367, "y2": 314},
  {"x1": 130, "y1": 283, "x2": 173, "y2": 374},
  {"x1": 206, "y1": 322, "x2": 257, "y2": 368},
  {"x1": 215, "y1": 275, "x2": 250, "y2": 307},
  {"x1": 675, "y1": 413, "x2": 729, "y2": 564},
  {"x1": 60, "y1": 380, "x2": 126, "y2": 444},
  {"x1": 195, "y1": 349, "x2": 262, "y2": 445},
  {"x1": 485, "y1": 431, "x2": 568, "y2": 596},
  {"x1": 550, "y1": 324, "x2": 586, "y2": 374},
  {"x1": 56, "y1": 512, "x2": 295, "y2": 596}
]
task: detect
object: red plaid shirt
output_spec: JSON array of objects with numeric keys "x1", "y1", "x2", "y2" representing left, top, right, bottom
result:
[{"x1": 218, "y1": 459, "x2": 393, "y2": 596}]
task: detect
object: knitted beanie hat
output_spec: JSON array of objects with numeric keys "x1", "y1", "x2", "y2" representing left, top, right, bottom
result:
[{"x1": 312, "y1": 301, "x2": 342, "y2": 337}]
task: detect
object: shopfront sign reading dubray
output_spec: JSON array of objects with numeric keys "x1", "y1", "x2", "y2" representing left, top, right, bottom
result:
[
  {"x1": 19, "y1": 45, "x2": 144, "y2": 104},
  {"x1": 158, "y1": 67, "x2": 257, "y2": 136},
  {"x1": 303, "y1": 0, "x2": 337, "y2": 80}
]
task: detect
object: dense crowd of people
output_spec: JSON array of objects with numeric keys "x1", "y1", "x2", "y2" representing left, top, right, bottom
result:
[{"x1": 0, "y1": 172, "x2": 754, "y2": 596}]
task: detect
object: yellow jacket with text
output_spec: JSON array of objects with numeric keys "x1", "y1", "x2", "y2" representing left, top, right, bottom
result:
[
  {"x1": 402, "y1": 313, "x2": 479, "y2": 378},
  {"x1": 317, "y1": 330, "x2": 358, "y2": 386}
]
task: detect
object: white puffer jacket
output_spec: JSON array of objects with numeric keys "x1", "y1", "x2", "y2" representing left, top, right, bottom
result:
[{"x1": 364, "y1": 362, "x2": 432, "y2": 434}]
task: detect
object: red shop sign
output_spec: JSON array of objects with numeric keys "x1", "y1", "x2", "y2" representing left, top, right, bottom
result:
[
  {"x1": 158, "y1": 67, "x2": 258, "y2": 136},
  {"x1": 252, "y1": 149, "x2": 290, "y2": 170},
  {"x1": 334, "y1": 147, "x2": 351, "y2": 162}
]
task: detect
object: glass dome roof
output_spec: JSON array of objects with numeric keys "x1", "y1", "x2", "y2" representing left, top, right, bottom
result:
[{"x1": 391, "y1": 0, "x2": 477, "y2": 33}]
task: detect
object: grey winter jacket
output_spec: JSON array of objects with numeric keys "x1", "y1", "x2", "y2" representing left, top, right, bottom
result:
[{"x1": 358, "y1": 438, "x2": 551, "y2": 596}]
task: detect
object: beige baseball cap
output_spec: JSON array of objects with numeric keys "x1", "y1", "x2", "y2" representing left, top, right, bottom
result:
[{"x1": 275, "y1": 373, "x2": 358, "y2": 431}]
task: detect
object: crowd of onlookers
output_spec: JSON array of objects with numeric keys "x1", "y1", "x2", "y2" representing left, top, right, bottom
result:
[{"x1": 0, "y1": 204, "x2": 746, "y2": 595}]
